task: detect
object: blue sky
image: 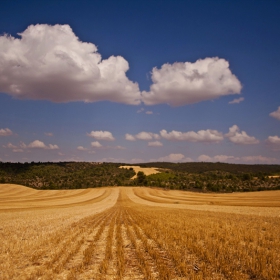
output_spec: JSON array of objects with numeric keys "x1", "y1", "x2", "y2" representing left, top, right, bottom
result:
[{"x1": 0, "y1": 0, "x2": 280, "y2": 163}]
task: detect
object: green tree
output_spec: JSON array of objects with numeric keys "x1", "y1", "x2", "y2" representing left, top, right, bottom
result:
[{"x1": 136, "y1": 171, "x2": 147, "y2": 185}]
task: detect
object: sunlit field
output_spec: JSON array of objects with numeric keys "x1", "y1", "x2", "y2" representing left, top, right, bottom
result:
[{"x1": 1, "y1": 184, "x2": 280, "y2": 279}]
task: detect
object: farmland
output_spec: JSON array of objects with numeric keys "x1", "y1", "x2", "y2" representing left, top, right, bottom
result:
[
  {"x1": 1, "y1": 161, "x2": 280, "y2": 192},
  {"x1": 1, "y1": 184, "x2": 280, "y2": 279}
]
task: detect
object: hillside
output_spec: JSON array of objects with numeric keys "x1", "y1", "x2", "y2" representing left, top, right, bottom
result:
[{"x1": 0, "y1": 161, "x2": 280, "y2": 192}]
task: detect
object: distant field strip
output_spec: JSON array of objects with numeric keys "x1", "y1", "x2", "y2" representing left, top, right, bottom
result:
[
  {"x1": 132, "y1": 187, "x2": 280, "y2": 207},
  {"x1": 0, "y1": 184, "x2": 115, "y2": 211},
  {"x1": 1, "y1": 184, "x2": 280, "y2": 279},
  {"x1": 119, "y1": 165, "x2": 161, "y2": 179}
]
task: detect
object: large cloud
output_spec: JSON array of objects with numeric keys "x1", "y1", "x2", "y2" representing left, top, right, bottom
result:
[
  {"x1": 160, "y1": 129, "x2": 223, "y2": 143},
  {"x1": 142, "y1": 57, "x2": 242, "y2": 106},
  {"x1": 87, "y1": 131, "x2": 115, "y2": 141},
  {"x1": 0, "y1": 24, "x2": 141, "y2": 104},
  {"x1": 225, "y1": 125, "x2": 259, "y2": 145},
  {"x1": 269, "y1": 107, "x2": 280, "y2": 120}
]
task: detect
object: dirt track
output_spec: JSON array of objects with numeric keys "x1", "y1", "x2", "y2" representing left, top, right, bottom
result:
[{"x1": 1, "y1": 184, "x2": 280, "y2": 279}]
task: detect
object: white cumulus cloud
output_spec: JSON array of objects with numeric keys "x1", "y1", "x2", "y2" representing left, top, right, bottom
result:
[
  {"x1": 160, "y1": 129, "x2": 223, "y2": 143},
  {"x1": 158, "y1": 153, "x2": 186, "y2": 162},
  {"x1": 198, "y1": 154, "x2": 237, "y2": 162},
  {"x1": 135, "y1": 131, "x2": 160, "y2": 140},
  {"x1": 197, "y1": 155, "x2": 212, "y2": 162},
  {"x1": 28, "y1": 140, "x2": 59, "y2": 149},
  {"x1": 225, "y1": 125, "x2": 259, "y2": 145},
  {"x1": 197, "y1": 154, "x2": 276, "y2": 164},
  {"x1": 228, "y1": 97, "x2": 244, "y2": 104},
  {"x1": 266, "y1": 135, "x2": 280, "y2": 145},
  {"x1": 3, "y1": 143, "x2": 17, "y2": 149},
  {"x1": 266, "y1": 135, "x2": 280, "y2": 150},
  {"x1": 77, "y1": 146, "x2": 88, "y2": 151},
  {"x1": 91, "y1": 141, "x2": 102, "y2": 148},
  {"x1": 125, "y1": 134, "x2": 136, "y2": 141},
  {"x1": 88, "y1": 130, "x2": 115, "y2": 141},
  {"x1": 126, "y1": 132, "x2": 160, "y2": 141},
  {"x1": 0, "y1": 128, "x2": 13, "y2": 136},
  {"x1": 0, "y1": 24, "x2": 141, "y2": 105},
  {"x1": 142, "y1": 57, "x2": 242, "y2": 106},
  {"x1": 269, "y1": 107, "x2": 280, "y2": 120},
  {"x1": 241, "y1": 156, "x2": 277, "y2": 164},
  {"x1": 148, "y1": 141, "x2": 163, "y2": 147}
]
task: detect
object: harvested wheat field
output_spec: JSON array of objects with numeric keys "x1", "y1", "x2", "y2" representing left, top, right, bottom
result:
[
  {"x1": 119, "y1": 166, "x2": 160, "y2": 179},
  {"x1": 1, "y1": 184, "x2": 280, "y2": 279}
]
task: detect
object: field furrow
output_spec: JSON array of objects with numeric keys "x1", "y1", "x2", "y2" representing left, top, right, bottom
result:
[{"x1": 1, "y1": 185, "x2": 280, "y2": 279}]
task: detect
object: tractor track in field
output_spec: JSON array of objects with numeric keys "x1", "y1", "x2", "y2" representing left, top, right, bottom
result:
[{"x1": 1, "y1": 185, "x2": 280, "y2": 279}]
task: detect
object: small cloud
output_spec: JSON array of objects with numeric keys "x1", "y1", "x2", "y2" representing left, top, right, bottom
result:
[
  {"x1": 125, "y1": 134, "x2": 136, "y2": 141},
  {"x1": 241, "y1": 156, "x2": 277, "y2": 164},
  {"x1": 213, "y1": 155, "x2": 237, "y2": 162},
  {"x1": 13, "y1": 149, "x2": 24, "y2": 153},
  {"x1": 137, "y1": 108, "x2": 145, "y2": 113},
  {"x1": 160, "y1": 129, "x2": 223, "y2": 143},
  {"x1": 225, "y1": 125, "x2": 259, "y2": 145},
  {"x1": 148, "y1": 141, "x2": 163, "y2": 147},
  {"x1": 158, "y1": 153, "x2": 186, "y2": 162},
  {"x1": 3, "y1": 143, "x2": 17, "y2": 149},
  {"x1": 269, "y1": 106, "x2": 280, "y2": 120},
  {"x1": 49, "y1": 144, "x2": 59, "y2": 150},
  {"x1": 198, "y1": 154, "x2": 238, "y2": 162},
  {"x1": 0, "y1": 128, "x2": 13, "y2": 136},
  {"x1": 135, "y1": 131, "x2": 160, "y2": 140},
  {"x1": 196, "y1": 154, "x2": 277, "y2": 164},
  {"x1": 115, "y1": 145, "x2": 126, "y2": 150},
  {"x1": 28, "y1": 140, "x2": 59, "y2": 150},
  {"x1": 91, "y1": 141, "x2": 102, "y2": 148},
  {"x1": 197, "y1": 155, "x2": 212, "y2": 162},
  {"x1": 266, "y1": 135, "x2": 280, "y2": 145},
  {"x1": 77, "y1": 146, "x2": 88, "y2": 151},
  {"x1": 88, "y1": 130, "x2": 115, "y2": 141},
  {"x1": 130, "y1": 158, "x2": 145, "y2": 163},
  {"x1": 28, "y1": 140, "x2": 47, "y2": 149},
  {"x1": 266, "y1": 135, "x2": 280, "y2": 150},
  {"x1": 44, "y1": 132, "x2": 53, "y2": 137},
  {"x1": 125, "y1": 132, "x2": 160, "y2": 141},
  {"x1": 146, "y1": 111, "x2": 153, "y2": 114},
  {"x1": 228, "y1": 97, "x2": 244, "y2": 104},
  {"x1": 3, "y1": 143, "x2": 25, "y2": 153}
]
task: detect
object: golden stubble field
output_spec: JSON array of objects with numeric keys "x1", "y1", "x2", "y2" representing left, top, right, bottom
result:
[
  {"x1": 0, "y1": 184, "x2": 280, "y2": 279},
  {"x1": 119, "y1": 166, "x2": 160, "y2": 179}
]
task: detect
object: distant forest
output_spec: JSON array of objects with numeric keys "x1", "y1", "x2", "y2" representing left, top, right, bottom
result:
[{"x1": 0, "y1": 161, "x2": 280, "y2": 192}]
